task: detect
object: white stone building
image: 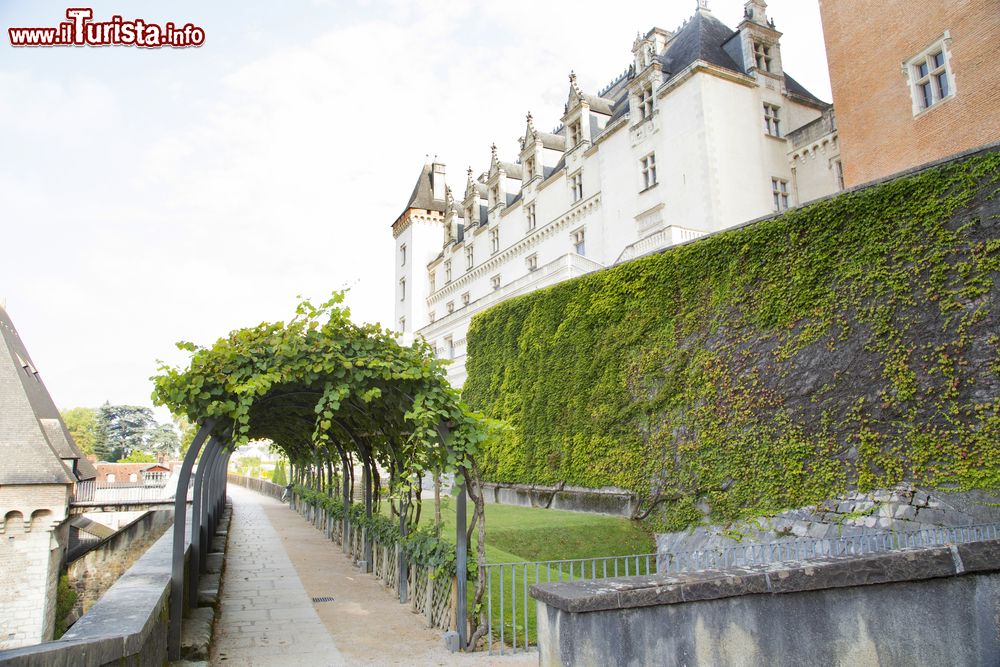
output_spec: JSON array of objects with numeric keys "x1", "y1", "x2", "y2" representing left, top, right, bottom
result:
[{"x1": 392, "y1": 1, "x2": 841, "y2": 387}]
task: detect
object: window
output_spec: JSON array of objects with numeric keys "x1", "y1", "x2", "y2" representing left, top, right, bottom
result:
[
  {"x1": 526, "y1": 254, "x2": 538, "y2": 272},
  {"x1": 399, "y1": 278, "x2": 406, "y2": 301},
  {"x1": 490, "y1": 185, "x2": 499, "y2": 207},
  {"x1": 526, "y1": 203, "x2": 537, "y2": 231},
  {"x1": 572, "y1": 228, "x2": 586, "y2": 255},
  {"x1": 491, "y1": 274, "x2": 501, "y2": 290},
  {"x1": 462, "y1": 292, "x2": 471, "y2": 307},
  {"x1": 399, "y1": 316, "x2": 406, "y2": 331},
  {"x1": 399, "y1": 243, "x2": 407, "y2": 266},
  {"x1": 638, "y1": 83, "x2": 654, "y2": 120},
  {"x1": 772, "y1": 178, "x2": 790, "y2": 211},
  {"x1": 569, "y1": 120, "x2": 582, "y2": 147},
  {"x1": 640, "y1": 153, "x2": 657, "y2": 190},
  {"x1": 465, "y1": 245, "x2": 474, "y2": 271},
  {"x1": 445, "y1": 260, "x2": 452, "y2": 283},
  {"x1": 763, "y1": 103, "x2": 780, "y2": 137},
  {"x1": 465, "y1": 206, "x2": 474, "y2": 226},
  {"x1": 447, "y1": 301, "x2": 455, "y2": 314},
  {"x1": 429, "y1": 271, "x2": 436, "y2": 293},
  {"x1": 429, "y1": 311, "x2": 436, "y2": 324},
  {"x1": 490, "y1": 228, "x2": 499, "y2": 255},
  {"x1": 908, "y1": 42, "x2": 953, "y2": 112},
  {"x1": 834, "y1": 160, "x2": 845, "y2": 191},
  {"x1": 525, "y1": 156, "x2": 535, "y2": 180},
  {"x1": 445, "y1": 336, "x2": 454, "y2": 359},
  {"x1": 753, "y1": 41, "x2": 772, "y2": 72},
  {"x1": 570, "y1": 172, "x2": 583, "y2": 202}
]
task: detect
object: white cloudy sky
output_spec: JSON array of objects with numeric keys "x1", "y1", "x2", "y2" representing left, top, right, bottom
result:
[{"x1": 0, "y1": 0, "x2": 831, "y2": 420}]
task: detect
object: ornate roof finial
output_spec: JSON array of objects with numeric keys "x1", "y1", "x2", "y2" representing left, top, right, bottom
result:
[
  {"x1": 526, "y1": 111, "x2": 536, "y2": 135},
  {"x1": 697, "y1": 0, "x2": 709, "y2": 11},
  {"x1": 569, "y1": 70, "x2": 582, "y2": 97}
]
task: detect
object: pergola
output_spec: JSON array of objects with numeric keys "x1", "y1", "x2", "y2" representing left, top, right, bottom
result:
[{"x1": 154, "y1": 296, "x2": 488, "y2": 659}]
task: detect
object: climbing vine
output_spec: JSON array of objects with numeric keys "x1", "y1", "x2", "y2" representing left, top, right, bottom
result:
[
  {"x1": 463, "y1": 149, "x2": 1000, "y2": 531},
  {"x1": 152, "y1": 293, "x2": 495, "y2": 648}
]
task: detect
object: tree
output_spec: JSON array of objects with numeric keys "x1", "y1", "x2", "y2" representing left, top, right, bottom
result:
[
  {"x1": 95, "y1": 403, "x2": 156, "y2": 462},
  {"x1": 119, "y1": 450, "x2": 157, "y2": 463},
  {"x1": 61, "y1": 407, "x2": 99, "y2": 456},
  {"x1": 147, "y1": 423, "x2": 180, "y2": 459},
  {"x1": 272, "y1": 460, "x2": 287, "y2": 486},
  {"x1": 175, "y1": 416, "x2": 199, "y2": 459}
]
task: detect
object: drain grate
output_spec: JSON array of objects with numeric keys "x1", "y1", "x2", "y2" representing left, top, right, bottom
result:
[{"x1": 312, "y1": 596, "x2": 335, "y2": 603}]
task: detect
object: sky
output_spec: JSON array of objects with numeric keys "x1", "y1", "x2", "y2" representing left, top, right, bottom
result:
[{"x1": 0, "y1": 0, "x2": 832, "y2": 422}]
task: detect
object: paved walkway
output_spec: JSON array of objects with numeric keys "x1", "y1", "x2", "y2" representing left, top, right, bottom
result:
[{"x1": 213, "y1": 485, "x2": 534, "y2": 666}]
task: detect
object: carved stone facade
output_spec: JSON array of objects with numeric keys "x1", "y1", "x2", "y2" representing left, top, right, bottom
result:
[{"x1": 393, "y1": 2, "x2": 841, "y2": 386}]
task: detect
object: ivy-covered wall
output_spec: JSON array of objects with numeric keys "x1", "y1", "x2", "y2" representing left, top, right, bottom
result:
[{"x1": 463, "y1": 149, "x2": 1000, "y2": 531}]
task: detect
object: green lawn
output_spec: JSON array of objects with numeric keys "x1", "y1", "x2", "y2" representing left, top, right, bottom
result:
[{"x1": 404, "y1": 495, "x2": 656, "y2": 650}]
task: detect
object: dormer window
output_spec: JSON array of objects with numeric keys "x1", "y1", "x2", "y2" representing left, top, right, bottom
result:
[
  {"x1": 490, "y1": 229, "x2": 500, "y2": 255},
  {"x1": 429, "y1": 270, "x2": 436, "y2": 293},
  {"x1": 465, "y1": 206, "x2": 474, "y2": 225},
  {"x1": 753, "y1": 41, "x2": 772, "y2": 72},
  {"x1": 490, "y1": 185, "x2": 499, "y2": 207},
  {"x1": 526, "y1": 203, "x2": 537, "y2": 231},
  {"x1": 445, "y1": 260, "x2": 452, "y2": 283},
  {"x1": 569, "y1": 120, "x2": 582, "y2": 147},
  {"x1": 465, "y1": 245, "x2": 474, "y2": 271},
  {"x1": 525, "y1": 156, "x2": 536, "y2": 180},
  {"x1": 639, "y1": 84, "x2": 654, "y2": 120}
]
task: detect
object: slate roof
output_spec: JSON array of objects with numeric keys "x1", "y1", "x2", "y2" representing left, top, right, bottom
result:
[
  {"x1": 499, "y1": 162, "x2": 523, "y2": 179},
  {"x1": 537, "y1": 132, "x2": 567, "y2": 151},
  {"x1": 400, "y1": 163, "x2": 447, "y2": 217},
  {"x1": 0, "y1": 307, "x2": 79, "y2": 485},
  {"x1": 659, "y1": 11, "x2": 743, "y2": 79}
]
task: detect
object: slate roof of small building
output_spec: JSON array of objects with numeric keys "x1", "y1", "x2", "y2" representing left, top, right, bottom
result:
[
  {"x1": 659, "y1": 10, "x2": 743, "y2": 78},
  {"x1": 0, "y1": 307, "x2": 78, "y2": 485},
  {"x1": 537, "y1": 132, "x2": 567, "y2": 151},
  {"x1": 499, "y1": 162, "x2": 524, "y2": 179},
  {"x1": 399, "y1": 163, "x2": 448, "y2": 219}
]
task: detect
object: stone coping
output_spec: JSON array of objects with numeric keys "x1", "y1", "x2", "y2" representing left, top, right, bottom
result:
[
  {"x1": 0, "y1": 512, "x2": 191, "y2": 666},
  {"x1": 530, "y1": 539, "x2": 1000, "y2": 614}
]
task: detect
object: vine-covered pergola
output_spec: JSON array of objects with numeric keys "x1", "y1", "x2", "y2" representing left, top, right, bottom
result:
[{"x1": 152, "y1": 295, "x2": 492, "y2": 659}]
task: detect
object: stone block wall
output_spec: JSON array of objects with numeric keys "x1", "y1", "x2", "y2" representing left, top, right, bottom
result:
[
  {"x1": 532, "y1": 540, "x2": 1000, "y2": 666},
  {"x1": 656, "y1": 484, "x2": 1000, "y2": 561},
  {"x1": 0, "y1": 484, "x2": 70, "y2": 650}
]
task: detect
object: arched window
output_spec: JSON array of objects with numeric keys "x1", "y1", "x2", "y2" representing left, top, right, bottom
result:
[{"x1": 4, "y1": 511, "x2": 24, "y2": 535}]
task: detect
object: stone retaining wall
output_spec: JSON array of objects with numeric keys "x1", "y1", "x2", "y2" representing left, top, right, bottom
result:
[
  {"x1": 481, "y1": 482, "x2": 636, "y2": 517},
  {"x1": 531, "y1": 539, "x2": 1000, "y2": 666}
]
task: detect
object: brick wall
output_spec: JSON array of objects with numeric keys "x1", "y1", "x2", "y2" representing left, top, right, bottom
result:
[{"x1": 819, "y1": 0, "x2": 1000, "y2": 186}]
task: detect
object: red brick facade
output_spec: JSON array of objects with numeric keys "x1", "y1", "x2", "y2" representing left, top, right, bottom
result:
[{"x1": 819, "y1": 0, "x2": 1000, "y2": 187}]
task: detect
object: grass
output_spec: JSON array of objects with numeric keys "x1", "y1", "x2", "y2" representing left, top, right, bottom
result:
[{"x1": 402, "y1": 495, "x2": 656, "y2": 650}]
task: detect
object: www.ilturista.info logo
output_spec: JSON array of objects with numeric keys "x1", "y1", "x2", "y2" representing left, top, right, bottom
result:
[{"x1": 8, "y1": 8, "x2": 205, "y2": 48}]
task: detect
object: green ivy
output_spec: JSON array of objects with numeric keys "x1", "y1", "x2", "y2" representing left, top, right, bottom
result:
[{"x1": 463, "y1": 149, "x2": 1000, "y2": 531}]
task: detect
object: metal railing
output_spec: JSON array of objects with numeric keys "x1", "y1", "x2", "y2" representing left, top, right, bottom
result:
[
  {"x1": 483, "y1": 522, "x2": 1000, "y2": 655},
  {"x1": 71, "y1": 479, "x2": 176, "y2": 503}
]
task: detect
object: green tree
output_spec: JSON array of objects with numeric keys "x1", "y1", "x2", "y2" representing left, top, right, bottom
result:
[
  {"x1": 61, "y1": 407, "x2": 99, "y2": 456},
  {"x1": 147, "y1": 423, "x2": 180, "y2": 458},
  {"x1": 271, "y1": 460, "x2": 288, "y2": 486},
  {"x1": 95, "y1": 403, "x2": 156, "y2": 462},
  {"x1": 175, "y1": 416, "x2": 199, "y2": 459},
  {"x1": 119, "y1": 450, "x2": 157, "y2": 463}
]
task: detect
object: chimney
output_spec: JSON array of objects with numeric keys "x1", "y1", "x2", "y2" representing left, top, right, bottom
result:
[{"x1": 432, "y1": 161, "x2": 446, "y2": 202}]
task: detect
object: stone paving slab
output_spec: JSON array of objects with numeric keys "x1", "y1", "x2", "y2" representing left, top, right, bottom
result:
[
  {"x1": 211, "y1": 486, "x2": 345, "y2": 667},
  {"x1": 214, "y1": 484, "x2": 533, "y2": 667}
]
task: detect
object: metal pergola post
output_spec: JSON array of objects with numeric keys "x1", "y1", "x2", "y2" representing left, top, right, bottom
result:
[
  {"x1": 341, "y1": 458, "x2": 350, "y2": 552},
  {"x1": 203, "y1": 443, "x2": 228, "y2": 571},
  {"x1": 188, "y1": 437, "x2": 220, "y2": 608},
  {"x1": 169, "y1": 420, "x2": 215, "y2": 661},
  {"x1": 363, "y1": 462, "x2": 373, "y2": 573},
  {"x1": 455, "y1": 472, "x2": 468, "y2": 648}
]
